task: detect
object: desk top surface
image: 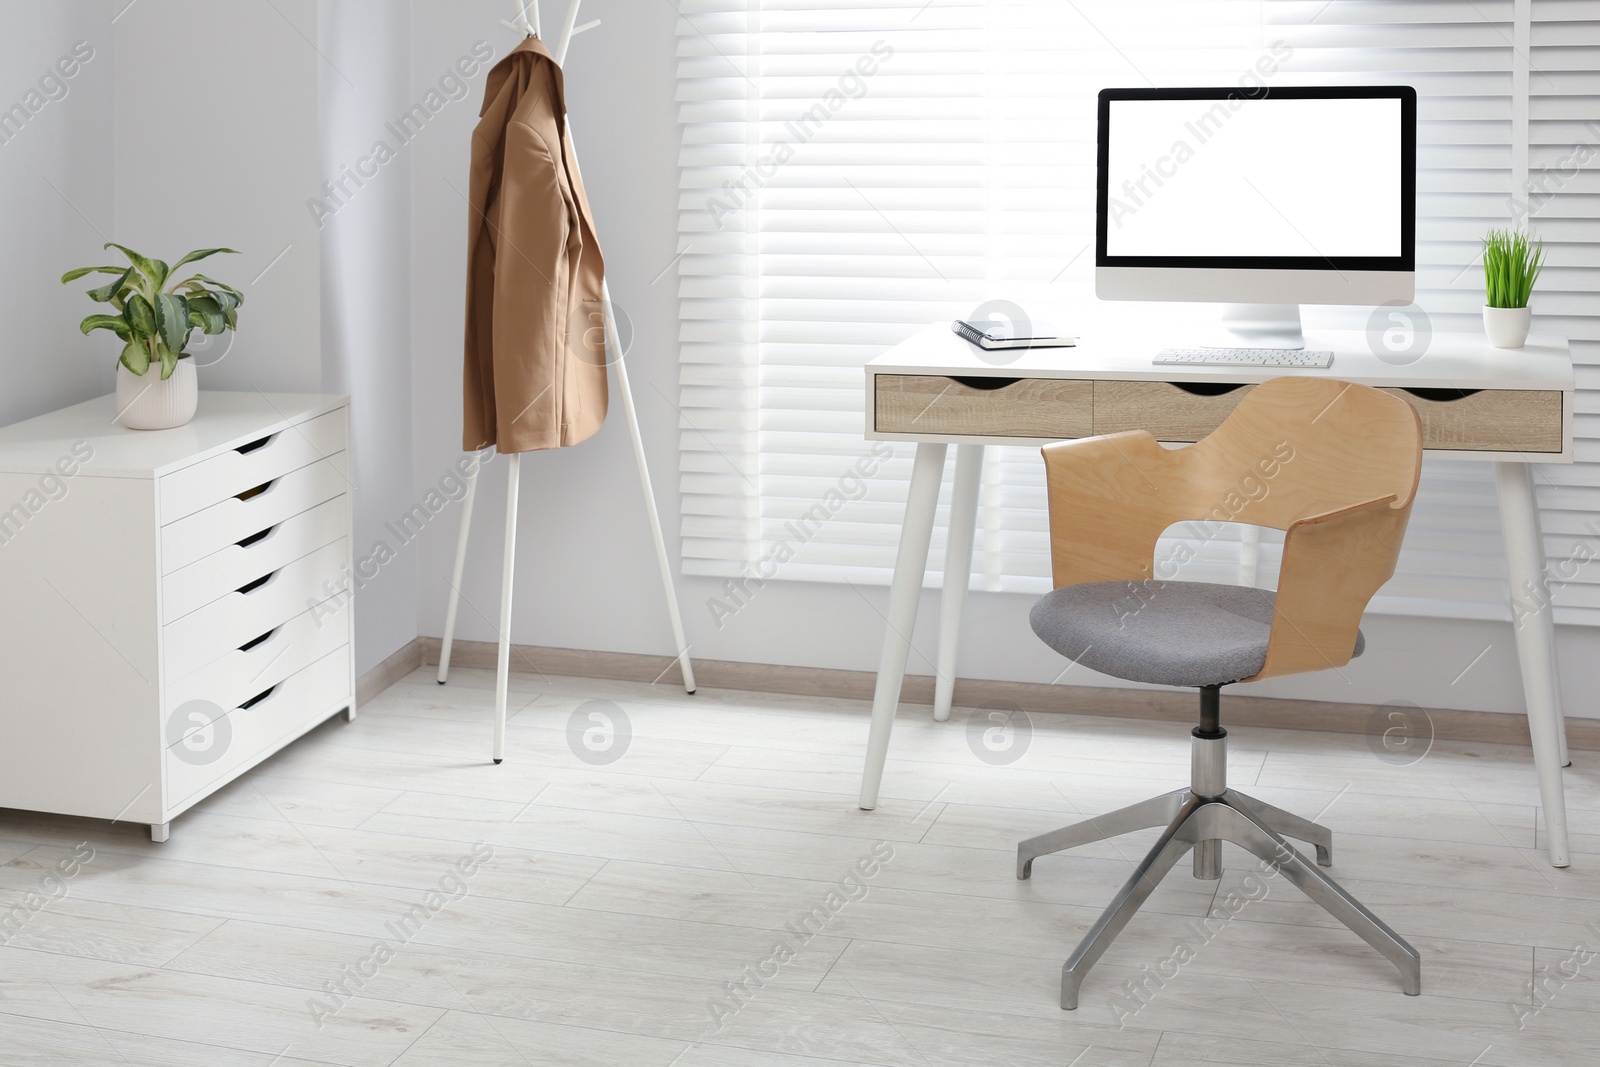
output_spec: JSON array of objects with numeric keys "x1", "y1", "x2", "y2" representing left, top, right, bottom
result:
[{"x1": 869, "y1": 322, "x2": 1573, "y2": 392}]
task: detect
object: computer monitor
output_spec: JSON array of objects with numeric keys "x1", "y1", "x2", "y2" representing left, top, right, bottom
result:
[{"x1": 1096, "y1": 85, "x2": 1417, "y2": 349}]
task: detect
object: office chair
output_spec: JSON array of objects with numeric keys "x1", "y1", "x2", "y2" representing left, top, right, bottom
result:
[{"x1": 1018, "y1": 376, "x2": 1424, "y2": 1009}]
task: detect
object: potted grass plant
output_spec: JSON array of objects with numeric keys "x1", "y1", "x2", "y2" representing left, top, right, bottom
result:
[
  {"x1": 62, "y1": 243, "x2": 242, "y2": 429},
  {"x1": 1481, "y1": 228, "x2": 1544, "y2": 349}
]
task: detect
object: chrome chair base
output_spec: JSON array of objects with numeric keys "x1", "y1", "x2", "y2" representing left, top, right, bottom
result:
[{"x1": 1017, "y1": 787, "x2": 1421, "y2": 1010}]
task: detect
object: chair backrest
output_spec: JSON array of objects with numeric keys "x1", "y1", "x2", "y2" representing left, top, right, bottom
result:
[
  {"x1": 1041, "y1": 377, "x2": 1423, "y2": 681},
  {"x1": 1177, "y1": 377, "x2": 1421, "y2": 531}
]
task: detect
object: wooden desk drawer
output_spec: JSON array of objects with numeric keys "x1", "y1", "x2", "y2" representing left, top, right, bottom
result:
[
  {"x1": 875, "y1": 374, "x2": 1092, "y2": 439},
  {"x1": 159, "y1": 409, "x2": 345, "y2": 525},
  {"x1": 164, "y1": 539, "x2": 348, "y2": 682},
  {"x1": 1380, "y1": 388, "x2": 1562, "y2": 453},
  {"x1": 160, "y1": 454, "x2": 347, "y2": 574},
  {"x1": 162, "y1": 496, "x2": 347, "y2": 623},
  {"x1": 165, "y1": 647, "x2": 350, "y2": 809},
  {"x1": 1093, "y1": 381, "x2": 1253, "y2": 441}
]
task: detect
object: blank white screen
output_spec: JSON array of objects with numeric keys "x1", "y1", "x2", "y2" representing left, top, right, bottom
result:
[{"x1": 1105, "y1": 96, "x2": 1402, "y2": 259}]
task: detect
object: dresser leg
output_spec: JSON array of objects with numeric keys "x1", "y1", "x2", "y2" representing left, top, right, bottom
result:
[
  {"x1": 150, "y1": 823, "x2": 170, "y2": 844},
  {"x1": 344, "y1": 705, "x2": 357, "y2": 723},
  {"x1": 1495, "y1": 461, "x2": 1570, "y2": 867},
  {"x1": 859, "y1": 442, "x2": 947, "y2": 810}
]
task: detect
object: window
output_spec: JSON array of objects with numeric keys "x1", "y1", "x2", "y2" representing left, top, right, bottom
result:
[{"x1": 674, "y1": 0, "x2": 1600, "y2": 623}]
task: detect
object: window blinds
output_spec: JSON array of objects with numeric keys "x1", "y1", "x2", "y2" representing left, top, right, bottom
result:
[{"x1": 674, "y1": 0, "x2": 1600, "y2": 624}]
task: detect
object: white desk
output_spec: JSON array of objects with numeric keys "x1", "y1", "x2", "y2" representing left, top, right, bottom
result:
[{"x1": 857, "y1": 322, "x2": 1576, "y2": 868}]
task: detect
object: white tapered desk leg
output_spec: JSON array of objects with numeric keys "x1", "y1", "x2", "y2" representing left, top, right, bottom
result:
[
  {"x1": 934, "y1": 444, "x2": 983, "y2": 723},
  {"x1": 1554, "y1": 658, "x2": 1570, "y2": 768},
  {"x1": 1239, "y1": 524, "x2": 1261, "y2": 587},
  {"x1": 860, "y1": 442, "x2": 948, "y2": 810},
  {"x1": 437, "y1": 462, "x2": 480, "y2": 684},
  {"x1": 494, "y1": 454, "x2": 522, "y2": 765},
  {"x1": 1495, "y1": 461, "x2": 1569, "y2": 867},
  {"x1": 604, "y1": 281, "x2": 697, "y2": 694}
]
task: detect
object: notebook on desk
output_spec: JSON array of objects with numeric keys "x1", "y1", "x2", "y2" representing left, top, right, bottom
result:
[{"x1": 952, "y1": 319, "x2": 1077, "y2": 350}]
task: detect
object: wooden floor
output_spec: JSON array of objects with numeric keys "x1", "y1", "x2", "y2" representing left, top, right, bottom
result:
[{"x1": 2, "y1": 666, "x2": 1599, "y2": 1066}]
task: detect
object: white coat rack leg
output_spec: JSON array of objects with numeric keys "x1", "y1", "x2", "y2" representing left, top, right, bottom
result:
[
  {"x1": 438, "y1": 0, "x2": 697, "y2": 767},
  {"x1": 435, "y1": 456, "x2": 479, "y2": 684},
  {"x1": 494, "y1": 453, "x2": 521, "y2": 763},
  {"x1": 603, "y1": 278, "x2": 697, "y2": 695}
]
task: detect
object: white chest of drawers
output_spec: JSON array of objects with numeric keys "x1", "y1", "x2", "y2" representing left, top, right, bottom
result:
[{"x1": 0, "y1": 392, "x2": 354, "y2": 842}]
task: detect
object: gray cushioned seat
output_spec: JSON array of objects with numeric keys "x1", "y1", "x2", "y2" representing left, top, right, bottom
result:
[{"x1": 1030, "y1": 579, "x2": 1364, "y2": 688}]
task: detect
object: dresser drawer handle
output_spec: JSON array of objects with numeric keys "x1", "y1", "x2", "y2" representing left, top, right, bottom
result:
[
  {"x1": 235, "y1": 433, "x2": 277, "y2": 455},
  {"x1": 239, "y1": 685, "x2": 277, "y2": 711},
  {"x1": 237, "y1": 524, "x2": 279, "y2": 549},
  {"x1": 238, "y1": 627, "x2": 279, "y2": 652},
  {"x1": 236, "y1": 570, "x2": 280, "y2": 596},
  {"x1": 237, "y1": 478, "x2": 278, "y2": 502},
  {"x1": 1170, "y1": 382, "x2": 1247, "y2": 397},
  {"x1": 1399, "y1": 387, "x2": 1483, "y2": 402},
  {"x1": 949, "y1": 376, "x2": 1022, "y2": 391}
]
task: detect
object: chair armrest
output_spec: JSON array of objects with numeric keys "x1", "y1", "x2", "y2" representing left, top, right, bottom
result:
[
  {"x1": 1248, "y1": 494, "x2": 1407, "y2": 682},
  {"x1": 1041, "y1": 430, "x2": 1186, "y2": 587}
]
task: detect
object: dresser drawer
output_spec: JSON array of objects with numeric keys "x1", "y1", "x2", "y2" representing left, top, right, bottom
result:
[
  {"x1": 1093, "y1": 381, "x2": 1254, "y2": 441},
  {"x1": 164, "y1": 539, "x2": 348, "y2": 682},
  {"x1": 165, "y1": 602, "x2": 347, "y2": 716},
  {"x1": 874, "y1": 374, "x2": 1093, "y2": 439},
  {"x1": 1380, "y1": 387, "x2": 1563, "y2": 453},
  {"x1": 165, "y1": 648, "x2": 351, "y2": 809},
  {"x1": 161, "y1": 496, "x2": 347, "y2": 623},
  {"x1": 160, "y1": 455, "x2": 348, "y2": 574},
  {"x1": 159, "y1": 409, "x2": 346, "y2": 525}
]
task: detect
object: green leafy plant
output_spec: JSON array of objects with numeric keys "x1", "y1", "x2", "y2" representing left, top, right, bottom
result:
[
  {"x1": 1482, "y1": 228, "x2": 1544, "y2": 310},
  {"x1": 62, "y1": 244, "x2": 243, "y2": 379}
]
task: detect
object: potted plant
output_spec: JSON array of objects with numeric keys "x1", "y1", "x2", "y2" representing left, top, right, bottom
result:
[
  {"x1": 62, "y1": 244, "x2": 242, "y2": 429},
  {"x1": 1481, "y1": 228, "x2": 1544, "y2": 349}
]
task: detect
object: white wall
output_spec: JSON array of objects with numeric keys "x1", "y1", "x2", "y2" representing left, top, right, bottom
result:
[
  {"x1": 0, "y1": 1, "x2": 117, "y2": 427},
  {"x1": 403, "y1": 0, "x2": 1600, "y2": 721},
  {"x1": 113, "y1": 0, "x2": 322, "y2": 394},
  {"x1": 318, "y1": 1, "x2": 420, "y2": 676}
]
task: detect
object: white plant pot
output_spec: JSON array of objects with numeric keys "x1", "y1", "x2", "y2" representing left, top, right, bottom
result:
[
  {"x1": 116, "y1": 358, "x2": 198, "y2": 430},
  {"x1": 1483, "y1": 304, "x2": 1532, "y2": 349}
]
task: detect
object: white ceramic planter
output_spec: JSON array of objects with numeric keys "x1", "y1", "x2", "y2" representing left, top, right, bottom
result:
[
  {"x1": 1483, "y1": 304, "x2": 1532, "y2": 349},
  {"x1": 116, "y1": 358, "x2": 198, "y2": 430}
]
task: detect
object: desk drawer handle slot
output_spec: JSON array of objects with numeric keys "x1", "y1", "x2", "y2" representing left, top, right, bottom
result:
[
  {"x1": 235, "y1": 433, "x2": 277, "y2": 455},
  {"x1": 239, "y1": 685, "x2": 277, "y2": 711},
  {"x1": 950, "y1": 376, "x2": 1021, "y2": 391},
  {"x1": 237, "y1": 479, "x2": 276, "y2": 502},
  {"x1": 1170, "y1": 382, "x2": 1247, "y2": 397},
  {"x1": 1400, "y1": 387, "x2": 1482, "y2": 402}
]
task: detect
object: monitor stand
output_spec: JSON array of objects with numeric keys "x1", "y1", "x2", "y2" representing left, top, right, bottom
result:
[{"x1": 1205, "y1": 303, "x2": 1306, "y2": 350}]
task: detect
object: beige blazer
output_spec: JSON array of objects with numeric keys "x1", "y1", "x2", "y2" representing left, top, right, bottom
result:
[{"x1": 463, "y1": 36, "x2": 607, "y2": 454}]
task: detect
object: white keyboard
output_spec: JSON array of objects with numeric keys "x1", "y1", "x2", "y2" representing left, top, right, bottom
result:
[{"x1": 1154, "y1": 347, "x2": 1335, "y2": 369}]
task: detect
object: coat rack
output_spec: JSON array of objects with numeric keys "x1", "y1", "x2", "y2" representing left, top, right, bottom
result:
[{"x1": 438, "y1": 0, "x2": 697, "y2": 764}]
